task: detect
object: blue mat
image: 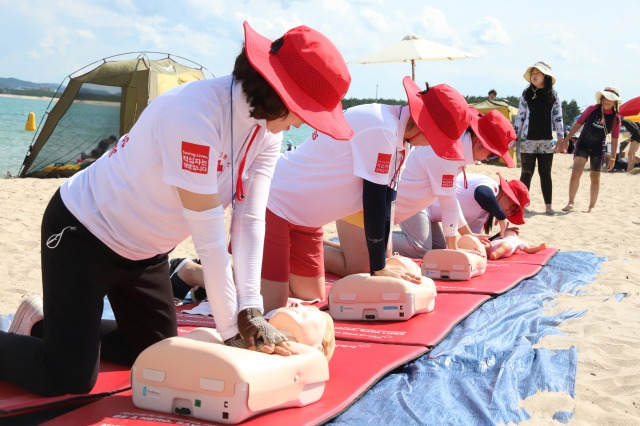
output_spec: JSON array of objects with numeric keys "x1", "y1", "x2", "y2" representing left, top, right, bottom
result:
[{"x1": 327, "y1": 251, "x2": 604, "y2": 425}]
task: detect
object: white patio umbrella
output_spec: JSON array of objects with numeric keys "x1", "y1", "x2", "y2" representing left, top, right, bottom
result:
[{"x1": 352, "y1": 34, "x2": 476, "y2": 81}]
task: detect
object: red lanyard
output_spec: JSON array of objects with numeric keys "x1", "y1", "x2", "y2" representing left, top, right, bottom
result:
[
  {"x1": 390, "y1": 148, "x2": 407, "y2": 190},
  {"x1": 234, "y1": 125, "x2": 261, "y2": 201}
]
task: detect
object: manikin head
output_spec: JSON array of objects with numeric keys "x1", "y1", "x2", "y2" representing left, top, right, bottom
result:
[{"x1": 269, "y1": 304, "x2": 336, "y2": 361}]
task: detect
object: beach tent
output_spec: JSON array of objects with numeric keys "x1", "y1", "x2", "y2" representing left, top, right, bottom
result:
[
  {"x1": 469, "y1": 99, "x2": 518, "y2": 124},
  {"x1": 18, "y1": 53, "x2": 212, "y2": 178}
]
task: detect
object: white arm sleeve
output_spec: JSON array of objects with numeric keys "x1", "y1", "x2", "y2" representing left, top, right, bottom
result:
[
  {"x1": 439, "y1": 194, "x2": 461, "y2": 237},
  {"x1": 183, "y1": 205, "x2": 238, "y2": 341},
  {"x1": 229, "y1": 169, "x2": 271, "y2": 313},
  {"x1": 456, "y1": 199, "x2": 468, "y2": 230}
]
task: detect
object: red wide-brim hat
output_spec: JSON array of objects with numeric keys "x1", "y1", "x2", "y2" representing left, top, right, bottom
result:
[
  {"x1": 470, "y1": 109, "x2": 516, "y2": 168},
  {"x1": 403, "y1": 77, "x2": 470, "y2": 161},
  {"x1": 498, "y1": 172, "x2": 529, "y2": 225},
  {"x1": 244, "y1": 21, "x2": 353, "y2": 140}
]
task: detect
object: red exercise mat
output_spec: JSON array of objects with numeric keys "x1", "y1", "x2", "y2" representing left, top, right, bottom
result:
[
  {"x1": 332, "y1": 293, "x2": 490, "y2": 347},
  {"x1": 434, "y1": 261, "x2": 542, "y2": 296},
  {"x1": 41, "y1": 341, "x2": 428, "y2": 426},
  {"x1": 0, "y1": 361, "x2": 130, "y2": 418},
  {"x1": 494, "y1": 247, "x2": 559, "y2": 265}
]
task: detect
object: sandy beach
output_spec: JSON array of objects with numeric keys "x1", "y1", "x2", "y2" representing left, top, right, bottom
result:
[{"x1": 0, "y1": 153, "x2": 638, "y2": 424}]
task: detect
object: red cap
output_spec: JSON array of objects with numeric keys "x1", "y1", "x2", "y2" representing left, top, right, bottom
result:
[
  {"x1": 403, "y1": 77, "x2": 471, "y2": 161},
  {"x1": 244, "y1": 21, "x2": 353, "y2": 140},
  {"x1": 498, "y1": 172, "x2": 529, "y2": 225},
  {"x1": 470, "y1": 109, "x2": 516, "y2": 167}
]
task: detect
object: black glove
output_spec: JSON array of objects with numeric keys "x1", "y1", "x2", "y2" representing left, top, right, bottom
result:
[
  {"x1": 223, "y1": 333, "x2": 245, "y2": 349},
  {"x1": 236, "y1": 307, "x2": 287, "y2": 350}
]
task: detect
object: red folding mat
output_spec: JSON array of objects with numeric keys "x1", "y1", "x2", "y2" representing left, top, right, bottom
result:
[
  {"x1": 0, "y1": 327, "x2": 203, "y2": 420},
  {"x1": 0, "y1": 361, "x2": 131, "y2": 419},
  {"x1": 332, "y1": 292, "x2": 490, "y2": 347},
  {"x1": 496, "y1": 247, "x2": 558, "y2": 265},
  {"x1": 41, "y1": 341, "x2": 427, "y2": 426},
  {"x1": 433, "y1": 259, "x2": 543, "y2": 295}
]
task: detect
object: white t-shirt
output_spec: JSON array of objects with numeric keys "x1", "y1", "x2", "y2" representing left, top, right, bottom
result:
[
  {"x1": 428, "y1": 173, "x2": 499, "y2": 233},
  {"x1": 61, "y1": 75, "x2": 281, "y2": 260},
  {"x1": 267, "y1": 104, "x2": 410, "y2": 227},
  {"x1": 394, "y1": 131, "x2": 476, "y2": 237}
]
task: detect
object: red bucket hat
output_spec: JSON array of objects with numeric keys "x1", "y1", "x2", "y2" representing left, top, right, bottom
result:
[
  {"x1": 470, "y1": 109, "x2": 517, "y2": 167},
  {"x1": 620, "y1": 96, "x2": 640, "y2": 117},
  {"x1": 497, "y1": 172, "x2": 529, "y2": 225},
  {"x1": 243, "y1": 21, "x2": 353, "y2": 140},
  {"x1": 403, "y1": 77, "x2": 471, "y2": 161}
]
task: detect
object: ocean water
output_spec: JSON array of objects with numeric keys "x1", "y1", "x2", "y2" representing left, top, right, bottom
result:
[
  {"x1": 0, "y1": 95, "x2": 313, "y2": 177},
  {"x1": 0, "y1": 96, "x2": 52, "y2": 176}
]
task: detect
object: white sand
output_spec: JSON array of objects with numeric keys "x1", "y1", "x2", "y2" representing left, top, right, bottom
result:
[{"x1": 1, "y1": 153, "x2": 638, "y2": 423}]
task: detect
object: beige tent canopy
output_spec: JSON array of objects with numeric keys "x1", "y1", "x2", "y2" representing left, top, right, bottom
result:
[
  {"x1": 19, "y1": 52, "x2": 212, "y2": 178},
  {"x1": 469, "y1": 99, "x2": 518, "y2": 124}
]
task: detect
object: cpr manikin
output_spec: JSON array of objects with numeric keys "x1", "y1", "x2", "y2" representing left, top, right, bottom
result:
[
  {"x1": 329, "y1": 255, "x2": 437, "y2": 321},
  {"x1": 421, "y1": 234, "x2": 488, "y2": 280},
  {"x1": 131, "y1": 305, "x2": 334, "y2": 423}
]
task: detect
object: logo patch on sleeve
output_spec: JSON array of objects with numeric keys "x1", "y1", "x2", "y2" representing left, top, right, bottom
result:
[
  {"x1": 181, "y1": 141, "x2": 210, "y2": 174},
  {"x1": 375, "y1": 153, "x2": 392, "y2": 174},
  {"x1": 441, "y1": 174, "x2": 455, "y2": 188}
]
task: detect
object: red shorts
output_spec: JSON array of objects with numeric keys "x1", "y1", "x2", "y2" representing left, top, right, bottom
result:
[{"x1": 261, "y1": 208, "x2": 324, "y2": 282}]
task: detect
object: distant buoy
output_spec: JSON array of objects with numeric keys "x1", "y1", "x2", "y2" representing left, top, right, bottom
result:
[{"x1": 25, "y1": 112, "x2": 36, "y2": 131}]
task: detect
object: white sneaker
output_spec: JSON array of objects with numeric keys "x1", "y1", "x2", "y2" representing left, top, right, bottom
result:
[{"x1": 8, "y1": 295, "x2": 44, "y2": 335}]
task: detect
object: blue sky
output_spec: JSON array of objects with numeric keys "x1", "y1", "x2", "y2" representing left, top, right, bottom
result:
[{"x1": 2, "y1": 0, "x2": 639, "y2": 109}]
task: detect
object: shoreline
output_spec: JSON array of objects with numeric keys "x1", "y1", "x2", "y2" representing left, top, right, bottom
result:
[
  {"x1": 0, "y1": 93, "x2": 53, "y2": 101},
  {"x1": 0, "y1": 93, "x2": 118, "y2": 106}
]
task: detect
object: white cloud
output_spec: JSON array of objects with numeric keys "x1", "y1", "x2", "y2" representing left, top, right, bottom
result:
[
  {"x1": 185, "y1": 0, "x2": 227, "y2": 18},
  {"x1": 471, "y1": 17, "x2": 510, "y2": 45},
  {"x1": 76, "y1": 30, "x2": 95, "y2": 41},
  {"x1": 360, "y1": 8, "x2": 391, "y2": 32},
  {"x1": 38, "y1": 27, "x2": 70, "y2": 55},
  {"x1": 414, "y1": 6, "x2": 456, "y2": 41}
]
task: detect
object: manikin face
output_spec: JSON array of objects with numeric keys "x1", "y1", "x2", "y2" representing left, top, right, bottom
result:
[
  {"x1": 266, "y1": 111, "x2": 304, "y2": 134},
  {"x1": 269, "y1": 305, "x2": 335, "y2": 361}
]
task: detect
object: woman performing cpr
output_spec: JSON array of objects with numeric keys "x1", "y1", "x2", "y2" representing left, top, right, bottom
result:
[{"x1": 0, "y1": 21, "x2": 352, "y2": 396}]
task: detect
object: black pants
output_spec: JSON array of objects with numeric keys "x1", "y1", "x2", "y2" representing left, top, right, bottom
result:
[
  {"x1": 0, "y1": 189, "x2": 177, "y2": 396},
  {"x1": 519, "y1": 153, "x2": 554, "y2": 204}
]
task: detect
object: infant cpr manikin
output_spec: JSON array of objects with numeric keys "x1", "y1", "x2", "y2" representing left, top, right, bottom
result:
[
  {"x1": 131, "y1": 327, "x2": 329, "y2": 424},
  {"x1": 421, "y1": 234, "x2": 487, "y2": 280}
]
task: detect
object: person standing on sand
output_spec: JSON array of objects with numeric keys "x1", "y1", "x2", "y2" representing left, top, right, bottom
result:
[
  {"x1": 0, "y1": 21, "x2": 353, "y2": 397},
  {"x1": 514, "y1": 61, "x2": 565, "y2": 216},
  {"x1": 561, "y1": 86, "x2": 622, "y2": 213}
]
